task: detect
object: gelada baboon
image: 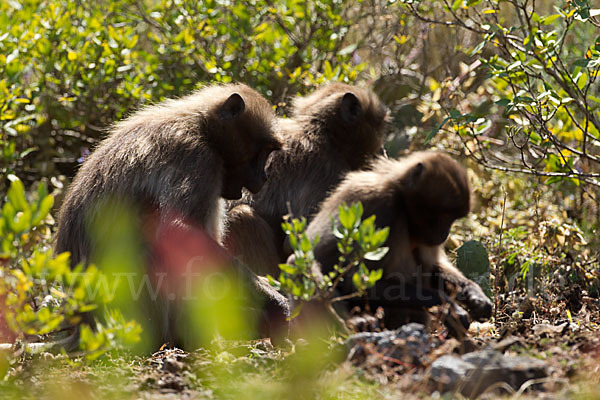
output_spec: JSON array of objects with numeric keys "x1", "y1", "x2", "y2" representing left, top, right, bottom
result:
[
  {"x1": 224, "y1": 83, "x2": 389, "y2": 276},
  {"x1": 293, "y1": 152, "x2": 493, "y2": 331},
  {"x1": 55, "y1": 83, "x2": 289, "y2": 348}
]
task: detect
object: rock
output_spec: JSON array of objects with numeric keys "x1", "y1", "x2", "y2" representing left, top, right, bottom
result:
[
  {"x1": 492, "y1": 336, "x2": 524, "y2": 352},
  {"x1": 346, "y1": 323, "x2": 431, "y2": 369},
  {"x1": 429, "y1": 349, "x2": 549, "y2": 398},
  {"x1": 162, "y1": 357, "x2": 185, "y2": 373},
  {"x1": 532, "y1": 322, "x2": 568, "y2": 336}
]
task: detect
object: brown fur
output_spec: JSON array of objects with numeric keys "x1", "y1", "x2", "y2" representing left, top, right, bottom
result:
[
  {"x1": 300, "y1": 152, "x2": 492, "y2": 328},
  {"x1": 224, "y1": 205, "x2": 281, "y2": 276},
  {"x1": 224, "y1": 83, "x2": 389, "y2": 276},
  {"x1": 55, "y1": 83, "x2": 289, "y2": 348}
]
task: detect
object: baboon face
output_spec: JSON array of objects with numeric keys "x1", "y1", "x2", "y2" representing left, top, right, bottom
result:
[
  {"x1": 222, "y1": 142, "x2": 280, "y2": 199},
  {"x1": 407, "y1": 203, "x2": 464, "y2": 246},
  {"x1": 401, "y1": 154, "x2": 471, "y2": 246},
  {"x1": 208, "y1": 91, "x2": 281, "y2": 200}
]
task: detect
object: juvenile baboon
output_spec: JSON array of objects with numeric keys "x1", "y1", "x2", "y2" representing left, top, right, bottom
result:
[
  {"x1": 55, "y1": 83, "x2": 289, "y2": 348},
  {"x1": 224, "y1": 83, "x2": 389, "y2": 276},
  {"x1": 294, "y1": 152, "x2": 493, "y2": 330}
]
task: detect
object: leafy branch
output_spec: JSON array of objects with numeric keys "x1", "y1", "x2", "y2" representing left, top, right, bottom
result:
[
  {"x1": 403, "y1": 0, "x2": 600, "y2": 189},
  {"x1": 269, "y1": 202, "x2": 388, "y2": 330}
]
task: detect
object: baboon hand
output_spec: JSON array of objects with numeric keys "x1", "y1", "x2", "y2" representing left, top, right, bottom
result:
[{"x1": 456, "y1": 282, "x2": 493, "y2": 321}]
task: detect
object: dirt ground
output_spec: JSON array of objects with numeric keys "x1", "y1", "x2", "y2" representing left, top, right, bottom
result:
[{"x1": 2, "y1": 296, "x2": 599, "y2": 399}]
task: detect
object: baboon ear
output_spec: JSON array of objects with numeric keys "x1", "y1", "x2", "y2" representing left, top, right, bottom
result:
[
  {"x1": 218, "y1": 93, "x2": 245, "y2": 120},
  {"x1": 403, "y1": 162, "x2": 425, "y2": 187},
  {"x1": 340, "y1": 92, "x2": 362, "y2": 124}
]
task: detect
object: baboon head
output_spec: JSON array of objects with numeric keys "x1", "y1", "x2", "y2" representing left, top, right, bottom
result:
[
  {"x1": 291, "y1": 83, "x2": 389, "y2": 168},
  {"x1": 399, "y1": 152, "x2": 471, "y2": 246},
  {"x1": 204, "y1": 84, "x2": 281, "y2": 200}
]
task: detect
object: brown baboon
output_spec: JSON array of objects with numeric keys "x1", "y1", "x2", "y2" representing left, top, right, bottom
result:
[
  {"x1": 294, "y1": 152, "x2": 493, "y2": 331},
  {"x1": 224, "y1": 83, "x2": 389, "y2": 276},
  {"x1": 55, "y1": 83, "x2": 289, "y2": 348}
]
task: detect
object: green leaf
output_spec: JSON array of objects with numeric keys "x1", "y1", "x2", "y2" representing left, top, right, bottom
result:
[
  {"x1": 7, "y1": 177, "x2": 28, "y2": 212},
  {"x1": 281, "y1": 221, "x2": 292, "y2": 234},
  {"x1": 573, "y1": 58, "x2": 590, "y2": 68},
  {"x1": 364, "y1": 246, "x2": 389, "y2": 261},
  {"x1": 369, "y1": 268, "x2": 383, "y2": 282},
  {"x1": 425, "y1": 117, "x2": 449, "y2": 143},
  {"x1": 352, "y1": 202, "x2": 364, "y2": 223},
  {"x1": 457, "y1": 240, "x2": 490, "y2": 275},
  {"x1": 373, "y1": 227, "x2": 389, "y2": 246},
  {"x1": 338, "y1": 203, "x2": 355, "y2": 230},
  {"x1": 32, "y1": 195, "x2": 54, "y2": 226},
  {"x1": 324, "y1": 60, "x2": 333, "y2": 79},
  {"x1": 337, "y1": 43, "x2": 357, "y2": 56},
  {"x1": 496, "y1": 98, "x2": 511, "y2": 107},
  {"x1": 300, "y1": 235, "x2": 312, "y2": 253},
  {"x1": 449, "y1": 109, "x2": 462, "y2": 119},
  {"x1": 291, "y1": 281, "x2": 302, "y2": 297},
  {"x1": 279, "y1": 263, "x2": 299, "y2": 275},
  {"x1": 507, "y1": 60, "x2": 522, "y2": 71},
  {"x1": 457, "y1": 240, "x2": 491, "y2": 296},
  {"x1": 359, "y1": 263, "x2": 369, "y2": 275},
  {"x1": 542, "y1": 14, "x2": 562, "y2": 25},
  {"x1": 470, "y1": 40, "x2": 485, "y2": 56},
  {"x1": 288, "y1": 234, "x2": 298, "y2": 250},
  {"x1": 352, "y1": 271, "x2": 363, "y2": 291},
  {"x1": 266, "y1": 274, "x2": 280, "y2": 289},
  {"x1": 2, "y1": 202, "x2": 16, "y2": 221},
  {"x1": 78, "y1": 304, "x2": 98, "y2": 313},
  {"x1": 36, "y1": 181, "x2": 48, "y2": 201},
  {"x1": 9, "y1": 208, "x2": 32, "y2": 233}
]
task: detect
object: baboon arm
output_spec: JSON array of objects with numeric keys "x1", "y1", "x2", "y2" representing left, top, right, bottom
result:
[
  {"x1": 416, "y1": 245, "x2": 493, "y2": 321},
  {"x1": 228, "y1": 260, "x2": 290, "y2": 346}
]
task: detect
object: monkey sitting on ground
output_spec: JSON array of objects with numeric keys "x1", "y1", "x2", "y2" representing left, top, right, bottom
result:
[
  {"x1": 55, "y1": 83, "x2": 289, "y2": 349},
  {"x1": 224, "y1": 83, "x2": 389, "y2": 277},
  {"x1": 290, "y1": 152, "x2": 493, "y2": 333}
]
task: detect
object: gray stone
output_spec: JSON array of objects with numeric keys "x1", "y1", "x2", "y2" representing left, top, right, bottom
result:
[
  {"x1": 162, "y1": 357, "x2": 185, "y2": 373},
  {"x1": 346, "y1": 323, "x2": 431, "y2": 367},
  {"x1": 430, "y1": 349, "x2": 548, "y2": 398}
]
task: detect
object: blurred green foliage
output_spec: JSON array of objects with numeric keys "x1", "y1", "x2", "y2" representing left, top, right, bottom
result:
[
  {"x1": 273, "y1": 202, "x2": 387, "y2": 326},
  {"x1": 0, "y1": 177, "x2": 141, "y2": 359}
]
